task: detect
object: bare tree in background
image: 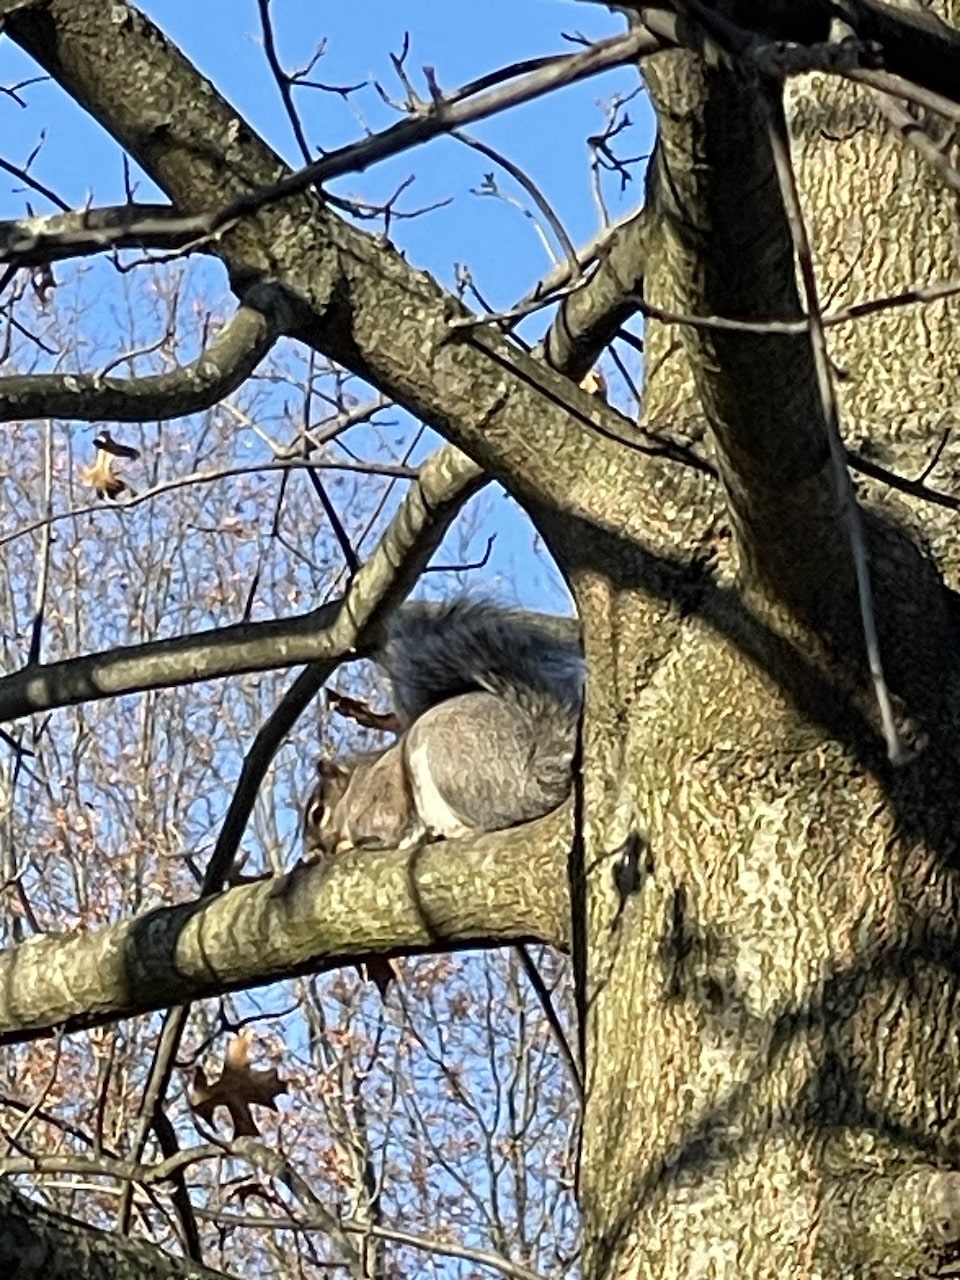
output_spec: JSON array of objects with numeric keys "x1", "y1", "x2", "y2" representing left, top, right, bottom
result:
[
  {"x1": 3, "y1": 2, "x2": 960, "y2": 1277},
  {"x1": 0, "y1": 253, "x2": 577, "y2": 1280}
]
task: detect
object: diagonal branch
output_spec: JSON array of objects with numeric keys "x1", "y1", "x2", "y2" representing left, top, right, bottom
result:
[
  {"x1": 542, "y1": 207, "x2": 650, "y2": 381},
  {"x1": 615, "y1": 0, "x2": 960, "y2": 105},
  {"x1": 0, "y1": 444, "x2": 483, "y2": 722},
  {"x1": 836, "y1": 0, "x2": 960, "y2": 101},
  {"x1": 239, "y1": 26, "x2": 663, "y2": 213},
  {"x1": 119, "y1": 441, "x2": 485, "y2": 1235},
  {"x1": 760, "y1": 85, "x2": 903, "y2": 760},
  {"x1": 0, "y1": 202, "x2": 222, "y2": 267},
  {"x1": 2, "y1": 0, "x2": 656, "y2": 524}
]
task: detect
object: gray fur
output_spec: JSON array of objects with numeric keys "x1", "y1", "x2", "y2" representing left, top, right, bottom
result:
[
  {"x1": 305, "y1": 599, "x2": 583, "y2": 853},
  {"x1": 383, "y1": 599, "x2": 583, "y2": 724},
  {"x1": 383, "y1": 599, "x2": 583, "y2": 831}
]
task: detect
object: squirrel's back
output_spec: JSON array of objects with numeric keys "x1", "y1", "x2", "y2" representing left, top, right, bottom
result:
[
  {"x1": 306, "y1": 598, "x2": 583, "y2": 855},
  {"x1": 381, "y1": 598, "x2": 583, "y2": 727}
]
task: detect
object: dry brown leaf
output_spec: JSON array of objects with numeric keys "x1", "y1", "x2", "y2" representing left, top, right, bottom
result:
[
  {"x1": 357, "y1": 955, "x2": 403, "y2": 997},
  {"x1": 326, "y1": 688, "x2": 402, "y2": 734},
  {"x1": 188, "y1": 1031, "x2": 287, "y2": 1137},
  {"x1": 78, "y1": 431, "x2": 140, "y2": 501}
]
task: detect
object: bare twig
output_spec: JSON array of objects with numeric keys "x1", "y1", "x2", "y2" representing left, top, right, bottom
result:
[
  {"x1": 0, "y1": 154, "x2": 70, "y2": 212},
  {"x1": 0, "y1": 459, "x2": 417, "y2": 554},
  {"x1": 871, "y1": 90, "x2": 960, "y2": 192},
  {"x1": 257, "y1": 0, "x2": 312, "y2": 165},
  {"x1": 631, "y1": 276, "x2": 960, "y2": 337},
  {"x1": 763, "y1": 88, "x2": 905, "y2": 762},
  {"x1": 515, "y1": 944, "x2": 583, "y2": 1101},
  {"x1": 457, "y1": 131, "x2": 579, "y2": 275},
  {"x1": 26, "y1": 419, "x2": 52, "y2": 666}
]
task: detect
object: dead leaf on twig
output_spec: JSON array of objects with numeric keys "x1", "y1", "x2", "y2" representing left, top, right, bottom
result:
[
  {"x1": 357, "y1": 955, "x2": 403, "y2": 997},
  {"x1": 579, "y1": 368, "x2": 608, "y2": 400},
  {"x1": 78, "y1": 431, "x2": 140, "y2": 500},
  {"x1": 326, "y1": 688, "x2": 401, "y2": 734},
  {"x1": 188, "y1": 1031, "x2": 287, "y2": 1137}
]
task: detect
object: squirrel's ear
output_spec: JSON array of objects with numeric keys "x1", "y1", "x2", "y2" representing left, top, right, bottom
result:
[{"x1": 317, "y1": 756, "x2": 348, "y2": 780}]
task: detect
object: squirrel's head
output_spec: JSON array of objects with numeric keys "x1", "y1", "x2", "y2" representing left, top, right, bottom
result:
[{"x1": 303, "y1": 757, "x2": 353, "y2": 857}]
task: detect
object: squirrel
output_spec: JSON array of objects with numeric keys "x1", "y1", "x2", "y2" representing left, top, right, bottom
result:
[{"x1": 304, "y1": 599, "x2": 583, "y2": 856}]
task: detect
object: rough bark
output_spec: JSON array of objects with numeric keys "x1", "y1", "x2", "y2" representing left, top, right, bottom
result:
[
  {"x1": 0, "y1": 808, "x2": 570, "y2": 1042},
  {"x1": 0, "y1": 1180, "x2": 230, "y2": 1279},
  {"x1": 571, "y1": 6, "x2": 960, "y2": 1280},
  {"x1": 3, "y1": 2, "x2": 960, "y2": 1278}
]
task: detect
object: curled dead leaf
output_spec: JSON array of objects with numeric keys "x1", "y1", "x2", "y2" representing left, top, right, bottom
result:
[
  {"x1": 78, "y1": 431, "x2": 140, "y2": 501},
  {"x1": 325, "y1": 688, "x2": 402, "y2": 734},
  {"x1": 578, "y1": 368, "x2": 608, "y2": 399}
]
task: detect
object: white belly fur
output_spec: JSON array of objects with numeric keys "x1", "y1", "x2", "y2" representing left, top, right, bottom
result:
[{"x1": 405, "y1": 737, "x2": 474, "y2": 840}]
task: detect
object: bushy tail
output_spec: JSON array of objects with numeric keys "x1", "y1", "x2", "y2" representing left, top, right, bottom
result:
[{"x1": 380, "y1": 598, "x2": 583, "y2": 727}]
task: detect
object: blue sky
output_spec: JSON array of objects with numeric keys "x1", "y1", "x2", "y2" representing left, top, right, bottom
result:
[
  {"x1": 0, "y1": 17, "x2": 649, "y2": 1262},
  {"x1": 1, "y1": 3, "x2": 655, "y2": 606},
  {"x1": 2, "y1": 2, "x2": 651, "y2": 296}
]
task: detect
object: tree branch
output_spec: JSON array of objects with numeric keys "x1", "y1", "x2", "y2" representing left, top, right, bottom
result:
[
  {"x1": 542, "y1": 208, "x2": 650, "y2": 381},
  {"x1": 641, "y1": 49, "x2": 859, "y2": 633},
  {"x1": 614, "y1": 0, "x2": 960, "y2": 106},
  {"x1": 0, "y1": 598, "x2": 337, "y2": 723},
  {"x1": 0, "y1": 444, "x2": 485, "y2": 723},
  {"x1": 836, "y1": 0, "x2": 960, "y2": 101},
  {"x1": 0, "y1": 1179, "x2": 231, "y2": 1280},
  {"x1": 0, "y1": 293, "x2": 284, "y2": 423},
  {"x1": 2, "y1": 0, "x2": 656, "y2": 525},
  {"x1": 117, "y1": 441, "x2": 484, "y2": 1224},
  {"x1": 0, "y1": 202, "x2": 222, "y2": 267},
  {"x1": 0, "y1": 807, "x2": 572, "y2": 1043}
]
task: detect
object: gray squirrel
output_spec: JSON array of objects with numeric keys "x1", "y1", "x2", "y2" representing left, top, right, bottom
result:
[{"x1": 304, "y1": 599, "x2": 583, "y2": 855}]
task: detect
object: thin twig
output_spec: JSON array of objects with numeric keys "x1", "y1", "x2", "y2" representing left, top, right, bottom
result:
[
  {"x1": 764, "y1": 87, "x2": 905, "y2": 762},
  {"x1": 26, "y1": 419, "x2": 53, "y2": 666},
  {"x1": 456, "y1": 130, "x2": 579, "y2": 275},
  {"x1": 514, "y1": 944, "x2": 583, "y2": 1101},
  {"x1": 257, "y1": 0, "x2": 313, "y2": 165},
  {"x1": 0, "y1": 458, "x2": 417, "y2": 553}
]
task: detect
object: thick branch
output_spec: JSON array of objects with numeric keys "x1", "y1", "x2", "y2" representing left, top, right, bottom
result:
[
  {"x1": 618, "y1": 0, "x2": 960, "y2": 105},
  {"x1": 3, "y1": 0, "x2": 650, "y2": 524},
  {"x1": 0, "y1": 202, "x2": 217, "y2": 267},
  {"x1": 0, "y1": 598, "x2": 339, "y2": 722},
  {"x1": 642, "y1": 53, "x2": 857, "y2": 633},
  {"x1": 542, "y1": 208, "x2": 650, "y2": 381},
  {"x1": 0, "y1": 807, "x2": 572, "y2": 1043},
  {"x1": 839, "y1": 0, "x2": 960, "y2": 101},
  {"x1": 0, "y1": 444, "x2": 484, "y2": 723},
  {"x1": 0, "y1": 1180, "x2": 230, "y2": 1280},
  {"x1": 0, "y1": 296, "x2": 282, "y2": 423}
]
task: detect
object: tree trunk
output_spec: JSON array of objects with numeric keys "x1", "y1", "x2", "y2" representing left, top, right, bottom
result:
[
  {"x1": 571, "y1": 6, "x2": 960, "y2": 1277},
  {"x1": 5, "y1": 2, "x2": 960, "y2": 1276}
]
